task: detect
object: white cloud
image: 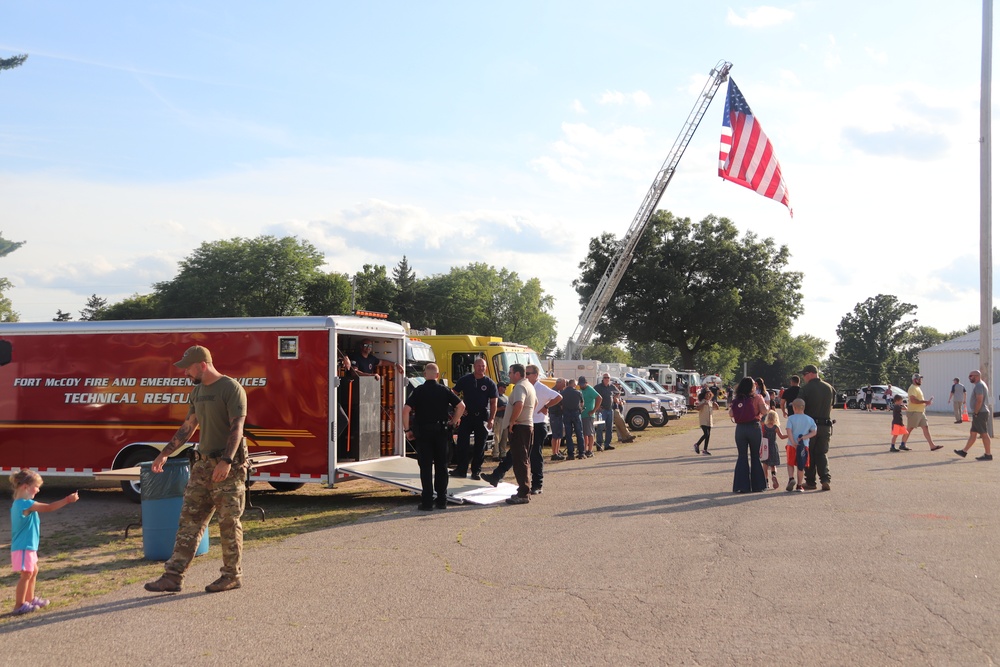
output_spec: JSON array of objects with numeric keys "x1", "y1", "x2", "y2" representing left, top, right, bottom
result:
[
  {"x1": 599, "y1": 90, "x2": 653, "y2": 108},
  {"x1": 631, "y1": 91, "x2": 652, "y2": 108},
  {"x1": 865, "y1": 46, "x2": 889, "y2": 65},
  {"x1": 600, "y1": 90, "x2": 625, "y2": 105},
  {"x1": 530, "y1": 121, "x2": 661, "y2": 195},
  {"x1": 779, "y1": 69, "x2": 800, "y2": 86},
  {"x1": 726, "y1": 6, "x2": 794, "y2": 28},
  {"x1": 571, "y1": 99, "x2": 587, "y2": 113},
  {"x1": 825, "y1": 34, "x2": 842, "y2": 70}
]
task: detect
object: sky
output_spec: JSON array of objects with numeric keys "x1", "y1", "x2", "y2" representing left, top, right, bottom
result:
[{"x1": 0, "y1": 1, "x2": 995, "y2": 358}]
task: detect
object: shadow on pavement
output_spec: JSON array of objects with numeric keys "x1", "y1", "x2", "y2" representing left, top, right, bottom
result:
[
  {"x1": 557, "y1": 488, "x2": 786, "y2": 519},
  {"x1": 0, "y1": 591, "x2": 200, "y2": 634}
]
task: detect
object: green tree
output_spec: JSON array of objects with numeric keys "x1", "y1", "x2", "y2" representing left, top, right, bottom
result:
[
  {"x1": 584, "y1": 342, "x2": 631, "y2": 365},
  {"x1": 627, "y1": 341, "x2": 680, "y2": 367},
  {"x1": 575, "y1": 211, "x2": 803, "y2": 369},
  {"x1": 154, "y1": 235, "x2": 324, "y2": 318},
  {"x1": 747, "y1": 333, "x2": 828, "y2": 389},
  {"x1": 828, "y1": 295, "x2": 917, "y2": 388},
  {"x1": 0, "y1": 233, "x2": 25, "y2": 258},
  {"x1": 392, "y1": 256, "x2": 418, "y2": 325},
  {"x1": 0, "y1": 64, "x2": 27, "y2": 319},
  {"x1": 0, "y1": 278, "x2": 19, "y2": 322},
  {"x1": 417, "y1": 263, "x2": 557, "y2": 353},
  {"x1": 0, "y1": 54, "x2": 27, "y2": 72},
  {"x1": 99, "y1": 293, "x2": 160, "y2": 320},
  {"x1": 352, "y1": 264, "x2": 396, "y2": 315},
  {"x1": 53, "y1": 310, "x2": 72, "y2": 322},
  {"x1": 892, "y1": 325, "x2": 951, "y2": 386},
  {"x1": 955, "y1": 306, "x2": 1000, "y2": 337},
  {"x1": 79, "y1": 294, "x2": 108, "y2": 321},
  {"x1": 693, "y1": 345, "x2": 742, "y2": 385},
  {"x1": 302, "y1": 272, "x2": 352, "y2": 316}
]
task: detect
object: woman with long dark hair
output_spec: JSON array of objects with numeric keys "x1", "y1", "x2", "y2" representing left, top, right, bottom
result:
[
  {"x1": 755, "y1": 377, "x2": 770, "y2": 409},
  {"x1": 729, "y1": 376, "x2": 768, "y2": 493},
  {"x1": 693, "y1": 388, "x2": 715, "y2": 455}
]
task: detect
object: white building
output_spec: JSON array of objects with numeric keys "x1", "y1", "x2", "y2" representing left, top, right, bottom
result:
[{"x1": 917, "y1": 329, "x2": 1000, "y2": 413}]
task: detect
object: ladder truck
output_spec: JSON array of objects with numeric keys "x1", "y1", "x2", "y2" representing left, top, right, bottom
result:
[{"x1": 564, "y1": 60, "x2": 732, "y2": 360}]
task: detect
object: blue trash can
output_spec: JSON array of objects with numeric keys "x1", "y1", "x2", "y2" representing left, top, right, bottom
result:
[{"x1": 139, "y1": 459, "x2": 210, "y2": 561}]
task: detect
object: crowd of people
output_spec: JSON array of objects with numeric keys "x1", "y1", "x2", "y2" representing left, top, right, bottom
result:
[
  {"x1": 406, "y1": 364, "x2": 642, "y2": 508},
  {"x1": 714, "y1": 365, "x2": 995, "y2": 498},
  {"x1": 11, "y1": 348, "x2": 993, "y2": 615},
  {"x1": 722, "y1": 365, "x2": 835, "y2": 494}
]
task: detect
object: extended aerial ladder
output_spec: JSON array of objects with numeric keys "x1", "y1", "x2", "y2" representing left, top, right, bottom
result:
[{"x1": 564, "y1": 59, "x2": 733, "y2": 360}]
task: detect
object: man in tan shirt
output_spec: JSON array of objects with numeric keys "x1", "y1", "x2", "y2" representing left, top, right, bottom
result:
[{"x1": 504, "y1": 364, "x2": 537, "y2": 504}]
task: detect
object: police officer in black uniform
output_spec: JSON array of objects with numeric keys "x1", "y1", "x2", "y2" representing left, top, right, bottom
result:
[
  {"x1": 450, "y1": 357, "x2": 498, "y2": 480},
  {"x1": 403, "y1": 363, "x2": 465, "y2": 511}
]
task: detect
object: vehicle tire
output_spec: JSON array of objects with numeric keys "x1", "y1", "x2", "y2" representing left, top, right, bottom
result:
[
  {"x1": 857, "y1": 400, "x2": 866, "y2": 411},
  {"x1": 118, "y1": 447, "x2": 160, "y2": 504},
  {"x1": 650, "y1": 410, "x2": 666, "y2": 427},
  {"x1": 626, "y1": 410, "x2": 649, "y2": 431},
  {"x1": 268, "y1": 482, "x2": 305, "y2": 492},
  {"x1": 846, "y1": 399, "x2": 858, "y2": 410}
]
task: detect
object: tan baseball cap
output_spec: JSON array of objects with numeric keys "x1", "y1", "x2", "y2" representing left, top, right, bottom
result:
[{"x1": 174, "y1": 345, "x2": 212, "y2": 368}]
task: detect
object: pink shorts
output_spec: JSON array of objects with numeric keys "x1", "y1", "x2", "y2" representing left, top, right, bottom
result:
[{"x1": 11, "y1": 550, "x2": 38, "y2": 572}]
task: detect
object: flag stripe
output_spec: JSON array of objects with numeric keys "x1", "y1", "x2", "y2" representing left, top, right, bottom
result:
[{"x1": 718, "y1": 79, "x2": 791, "y2": 216}]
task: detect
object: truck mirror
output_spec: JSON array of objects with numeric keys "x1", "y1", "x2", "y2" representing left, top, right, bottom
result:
[{"x1": 0, "y1": 340, "x2": 10, "y2": 366}]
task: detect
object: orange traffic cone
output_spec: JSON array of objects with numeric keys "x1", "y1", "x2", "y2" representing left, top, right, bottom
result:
[{"x1": 962, "y1": 404, "x2": 970, "y2": 422}]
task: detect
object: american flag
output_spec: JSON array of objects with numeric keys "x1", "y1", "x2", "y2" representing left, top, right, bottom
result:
[{"x1": 719, "y1": 79, "x2": 792, "y2": 216}]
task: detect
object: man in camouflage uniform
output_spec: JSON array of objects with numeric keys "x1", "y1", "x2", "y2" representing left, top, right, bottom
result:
[{"x1": 144, "y1": 345, "x2": 248, "y2": 594}]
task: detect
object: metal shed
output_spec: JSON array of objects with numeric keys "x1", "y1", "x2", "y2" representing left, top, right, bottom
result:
[{"x1": 917, "y1": 328, "x2": 1000, "y2": 413}]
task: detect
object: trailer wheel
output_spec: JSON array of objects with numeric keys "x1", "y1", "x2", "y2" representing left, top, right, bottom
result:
[
  {"x1": 626, "y1": 410, "x2": 649, "y2": 431},
  {"x1": 119, "y1": 448, "x2": 159, "y2": 504},
  {"x1": 268, "y1": 482, "x2": 305, "y2": 492}
]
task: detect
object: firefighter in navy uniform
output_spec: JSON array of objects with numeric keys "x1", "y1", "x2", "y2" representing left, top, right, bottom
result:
[{"x1": 403, "y1": 363, "x2": 465, "y2": 510}]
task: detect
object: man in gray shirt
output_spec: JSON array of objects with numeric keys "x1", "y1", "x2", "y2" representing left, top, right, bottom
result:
[
  {"x1": 948, "y1": 378, "x2": 967, "y2": 423},
  {"x1": 955, "y1": 370, "x2": 992, "y2": 461}
]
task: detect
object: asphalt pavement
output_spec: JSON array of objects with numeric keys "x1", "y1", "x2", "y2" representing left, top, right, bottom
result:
[{"x1": 4, "y1": 409, "x2": 999, "y2": 666}]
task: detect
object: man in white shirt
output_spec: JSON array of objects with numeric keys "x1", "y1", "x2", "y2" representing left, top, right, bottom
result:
[{"x1": 481, "y1": 364, "x2": 561, "y2": 495}]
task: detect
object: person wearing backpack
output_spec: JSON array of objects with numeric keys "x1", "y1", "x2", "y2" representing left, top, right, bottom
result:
[{"x1": 728, "y1": 376, "x2": 768, "y2": 493}]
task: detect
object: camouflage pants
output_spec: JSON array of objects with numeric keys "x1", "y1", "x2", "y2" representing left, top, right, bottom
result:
[{"x1": 164, "y1": 459, "x2": 246, "y2": 580}]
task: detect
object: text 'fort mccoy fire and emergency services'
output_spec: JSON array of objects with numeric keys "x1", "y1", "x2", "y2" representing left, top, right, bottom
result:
[{"x1": 11, "y1": 376, "x2": 267, "y2": 404}]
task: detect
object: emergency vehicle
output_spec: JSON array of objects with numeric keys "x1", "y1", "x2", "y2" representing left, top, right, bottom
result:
[
  {"x1": 0, "y1": 316, "x2": 503, "y2": 504},
  {"x1": 645, "y1": 365, "x2": 702, "y2": 408},
  {"x1": 420, "y1": 335, "x2": 546, "y2": 390}
]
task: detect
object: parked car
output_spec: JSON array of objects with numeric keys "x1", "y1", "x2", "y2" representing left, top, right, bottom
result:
[
  {"x1": 621, "y1": 373, "x2": 683, "y2": 425},
  {"x1": 608, "y1": 377, "x2": 661, "y2": 430},
  {"x1": 848, "y1": 385, "x2": 907, "y2": 410},
  {"x1": 646, "y1": 378, "x2": 688, "y2": 418}
]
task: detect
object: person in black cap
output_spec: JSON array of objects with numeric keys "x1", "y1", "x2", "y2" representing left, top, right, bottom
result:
[
  {"x1": 403, "y1": 363, "x2": 465, "y2": 510},
  {"x1": 798, "y1": 364, "x2": 836, "y2": 491}
]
